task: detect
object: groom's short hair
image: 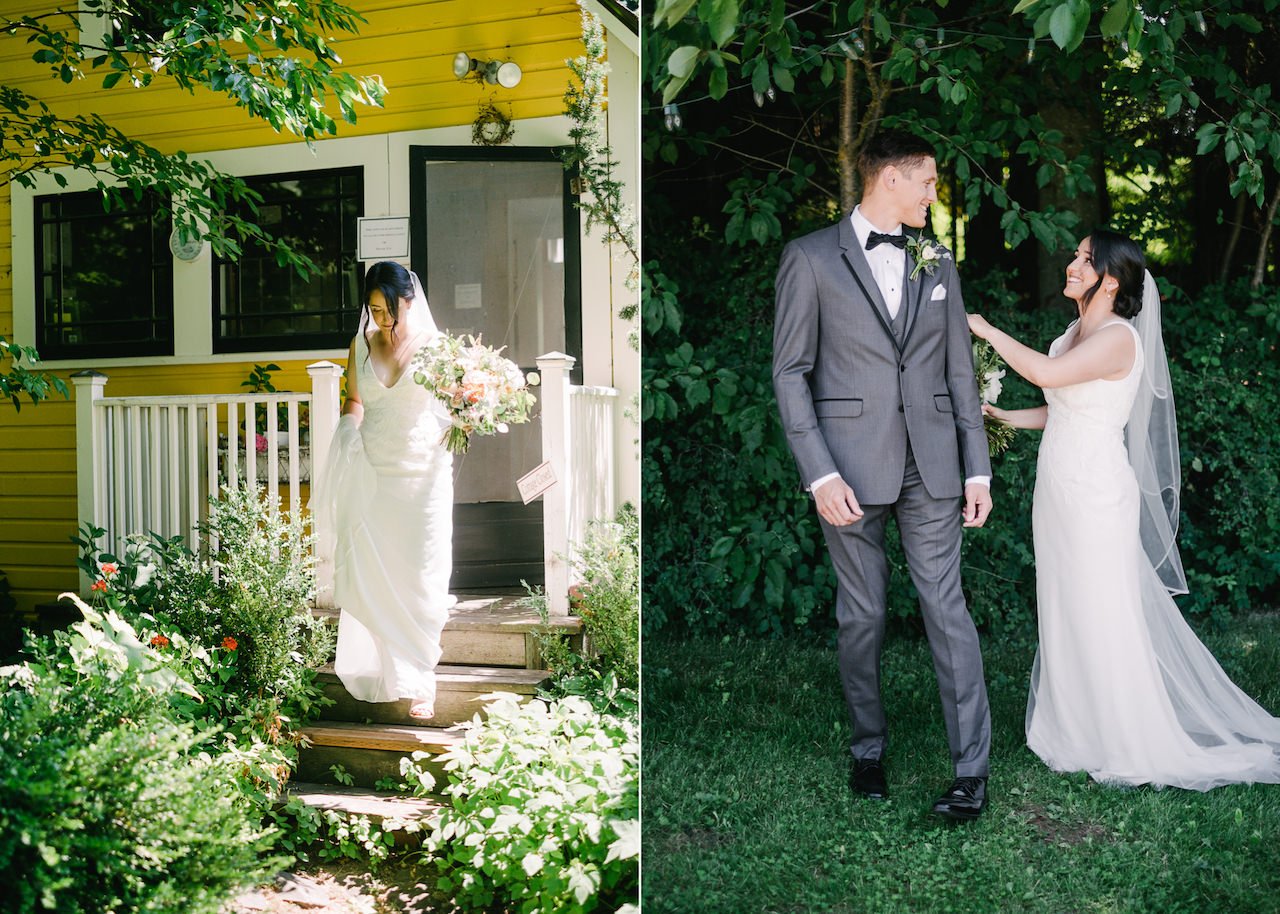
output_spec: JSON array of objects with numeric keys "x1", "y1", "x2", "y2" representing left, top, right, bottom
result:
[{"x1": 858, "y1": 130, "x2": 936, "y2": 191}]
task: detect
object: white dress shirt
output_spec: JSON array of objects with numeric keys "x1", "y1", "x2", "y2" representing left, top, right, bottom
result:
[{"x1": 809, "y1": 208, "x2": 990, "y2": 495}]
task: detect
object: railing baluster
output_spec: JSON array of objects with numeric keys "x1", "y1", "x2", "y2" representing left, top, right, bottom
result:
[
  {"x1": 266, "y1": 395, "x2": 279, "y2": 514},
  {"x1": 286, "y1": 399, "x2": 300, "y2": 509}
]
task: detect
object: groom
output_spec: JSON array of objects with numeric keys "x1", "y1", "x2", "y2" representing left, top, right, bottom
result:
[{"x1": 772, "y1": 129, "x2": 994, "y2": 820}]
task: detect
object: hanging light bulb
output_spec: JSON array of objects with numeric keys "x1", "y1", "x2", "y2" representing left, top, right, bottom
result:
[
  {"x1": 766, "y1": 86, "x2": 776, "y2": 102},
  {"x1": 754, "y1": 91, "x2": 765, "y2": 107},
  {"x1": 1026, "y1": 36, "x2": 1035, "y2": 63},
  {"x1": 837, "y1": 38, "x2": 856, "y2": 59},
  {"x1": 1194, "y1": 10, "x2": 1207, "y2": 33},
  {"x1": 853, "y1": 36, "x2": 866, "y2": 55},
  {"x1": 663, "y1": 103, "x2": 682, "y2": 131},
  {"x1": 937, "y1": 27, "x2": 945, "y2": 46}
]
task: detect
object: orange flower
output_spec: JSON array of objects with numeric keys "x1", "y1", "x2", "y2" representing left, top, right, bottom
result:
[
  {"x1": 90, "y1": 579, "x2": 108, "y2": 592},
  {"x1": 222, "y1": 636, "x2": 238, "y2": 651},
  {"x1": 150, "y1": 634, "x2": 170, "y2": 648},
  {"x1": 100, "y1": 562, "x2": 118, "y2": 576},
  {"x1": 463, "y1": 384, "x2": 485, "y2": 404}
]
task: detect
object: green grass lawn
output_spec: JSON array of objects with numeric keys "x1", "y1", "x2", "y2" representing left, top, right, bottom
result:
[{"x1": 642, "y1": 614, "x2": 1280, "y2": 914}]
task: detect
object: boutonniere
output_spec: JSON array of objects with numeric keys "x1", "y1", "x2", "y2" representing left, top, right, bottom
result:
[{"x1": 905, "y1": 234, "x2": 951, "y2": 281}]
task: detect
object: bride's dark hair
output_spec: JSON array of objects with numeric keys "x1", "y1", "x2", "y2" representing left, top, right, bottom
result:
[
  {"x1": 360, "y1": 260, "x2": 416, "y2": 342},
  {"x1": 1084, "y1": 228, "x2": 1145, "y2": 318}
]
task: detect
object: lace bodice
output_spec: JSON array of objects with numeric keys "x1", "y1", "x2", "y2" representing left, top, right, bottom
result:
[{"x1": 356, "y1": 331, "x2": 450, "y2": 474}]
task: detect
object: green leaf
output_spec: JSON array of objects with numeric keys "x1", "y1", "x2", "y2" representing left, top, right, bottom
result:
[
  {"x1": 1049, "y1": 2, "x2": 1077, "y2": 50},
  {"x1": 772, "y1": 63, "x2": 795, "y2": 93},
  {"x1": 1012, "y1": 0, "x2": 1040, "y2": 13},
  {"x1": 708, "y1": 66, "x2": 728, "y2": 99},
  {"x1": 667, "y1": 45, "x2": 701, "y2": 80},
  {"x1": 709, "y1": 0, "x2": 739, "y2": 48},
  {"x1": 1100, "y1": 0, "x2": 1130, "y2": 39},
  {"x1": 662, "y1": 72, "x2": 692, "y2": 105},
  {"x1": 102, "y1": 71, "x2": 123, "y2": 89},
  {"x1": 873, "y1": 10, "x2": 892, "y2": 43},
  {"x1": 820, "y1": 59, "x2": 834, "y2": 87}
]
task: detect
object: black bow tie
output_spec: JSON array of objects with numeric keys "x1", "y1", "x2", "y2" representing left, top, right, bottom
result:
[{"x1": 866, "y1": 231, "x2": 907, "y2": 250}]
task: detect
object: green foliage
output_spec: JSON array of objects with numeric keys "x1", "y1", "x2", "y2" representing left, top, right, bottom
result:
[
  {"x1": 1166, "y1": 279, "x2": 1280, "y2": 623},
  {"x1": 1, "y1": 0, "x2": 386, "y2": 276},
  {"x1": 0, "y1": 335, "x2": 69, "y2": 411},
  {"x1": 531, "y1": 504, "x2": 640, "y2": 693},
  {"x1": 563, "y1": 0, "x2": 639, "y2": 326},
  {"x1": 643, "y1": 246, "x2": 1280, "y2": 636},
  {"x1": 268, "y1": 796, "x2": 398, "y2": 866},
  {"x1": 0, "y1": 607, "x2": 283, "y2": 914},
  {"x1": 73, "y1": 485, "x2": 334, "y2": 794},
  {"x1": 413, "y1": 694, "x2": 639, "y2": 914}
]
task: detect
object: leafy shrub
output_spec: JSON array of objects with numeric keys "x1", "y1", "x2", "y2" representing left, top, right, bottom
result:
[
  {"x1": 643, "y1": 247, "x2": 1280, "y2": 636},
  {"x1": 532, "y1": 504, "x2": 640, "y2": 692},
  {"x1": 0, "y1": 600, "x2": 281, "y2": 914},
  {"x1": 409, "y1": 693, "x2": 639, "y2": 914},
  {"x1": 74, "y1": 485, "x2": 334, "y2": 792}
]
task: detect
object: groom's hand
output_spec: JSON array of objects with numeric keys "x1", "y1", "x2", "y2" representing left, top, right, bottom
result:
[
  {"x1": 962, "y1": 483, "x2": 993, "y2": 528},
  {"x1": 814, "y1": 476, "x2": 864, "y2": 526}
]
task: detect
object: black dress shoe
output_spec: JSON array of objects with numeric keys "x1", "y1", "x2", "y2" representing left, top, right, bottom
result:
[
  {"x1": 931, "y1": 776, "x2": 987, "y2": 820},
  {"x1": 850, "y1": 759, "x2": 889, "y2": 800}
]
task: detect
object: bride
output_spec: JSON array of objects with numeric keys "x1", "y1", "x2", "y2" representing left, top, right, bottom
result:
[
  {"x1": 968, "y1": 228, "x2": 1280, "y2": 790},
  {"x1": 314, "y1": 260, "x2": 455, "y2": 720}
]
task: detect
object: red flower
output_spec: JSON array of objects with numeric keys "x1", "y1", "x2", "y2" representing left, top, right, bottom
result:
[
  {"x1": 100, "y1": 562, "x2": 119, "y2": 576},
  {"x1": 150, "y1": 634, "x2": 170, "y2": 648},
  {"x1": 222, "y1": 636, "x2": 238, "y2": 651},
  {"x1": 90, "y1": 579, "x2": 108, "y2": 592}
]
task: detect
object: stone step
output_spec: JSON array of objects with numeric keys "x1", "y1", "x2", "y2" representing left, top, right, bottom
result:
[
  {"x1": 313, "y1": 594, "x2": 583, "y2": 669},
  {"x1": 297, "y1": 721, "x2": 462, "y2": 788},
  {"x1": 284, "y1": 781, "x2": 442, "y2": 823},
  {"x1": 316, "y1": 663, "x2": 549, "y2": 726},
  {"x1": 282, "y1": 782, "x2": 441, "y2": 845}
]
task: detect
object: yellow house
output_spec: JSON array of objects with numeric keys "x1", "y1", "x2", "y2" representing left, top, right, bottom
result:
[{"x1": 0, "y1": 0, "x2": 639, "y2": 618}]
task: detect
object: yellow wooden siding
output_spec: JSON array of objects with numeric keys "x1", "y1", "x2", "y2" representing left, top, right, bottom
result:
[{"x1": 0, "y1": 2, "x2": 592, "y2": 613}]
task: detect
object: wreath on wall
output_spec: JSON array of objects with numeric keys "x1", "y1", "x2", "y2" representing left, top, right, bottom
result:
[{"x1": 471, "y1": 101, "x2": 515, "y2": 146}]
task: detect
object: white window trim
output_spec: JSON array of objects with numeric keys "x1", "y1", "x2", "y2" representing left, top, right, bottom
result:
[{"x1": 11, "y1": 115, "x2": 575, "y2": 369}]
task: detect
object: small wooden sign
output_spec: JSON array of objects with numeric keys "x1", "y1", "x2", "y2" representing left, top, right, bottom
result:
[{"x1": 517, "y1": 461, "x2": 557, "y2": 504}]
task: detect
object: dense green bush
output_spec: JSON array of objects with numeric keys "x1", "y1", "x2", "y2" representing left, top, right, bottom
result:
[
  {"x1": 643, "y1": 246, "x2": 1280, "y2": 636},
  {"x1": 0, "y1": 600, "x2": 280, "y2": 914},
  {"x1": 74, "y1": 484, "x2": 334, "y2": 793},
  {"x1": 408, "y1": 693, "x2": 639, "y2": 914},
  {"x1": 532, "y1": 504, "x2": 640, "y2": 693}
]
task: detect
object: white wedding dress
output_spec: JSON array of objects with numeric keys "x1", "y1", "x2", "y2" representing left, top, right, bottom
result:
[
  {"x1": 1027, "y1": 318, "x2": 1280, "y2": 790},
  {"x1": 315, "y1": 330, "x2": 456, "y2": 709}
]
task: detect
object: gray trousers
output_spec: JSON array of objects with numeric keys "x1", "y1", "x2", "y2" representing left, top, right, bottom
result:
[{"x1": 818, "y1": 448, "x2": 991, "y2": 778}]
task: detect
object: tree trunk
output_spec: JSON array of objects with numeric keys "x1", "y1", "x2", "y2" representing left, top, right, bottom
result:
[
  {"x1": 839, "y1": 59, "x2": 858, "y2": 213},
  {"x1": 1035, "y1": 99, "x2": 1108, "y2": 310},
  {"x1": 1250, "y1": 180, "x2": 1280, "y2": 288},
  {"x1": 1219, "y1": 193, "x2": 1248, "y2": 285}
]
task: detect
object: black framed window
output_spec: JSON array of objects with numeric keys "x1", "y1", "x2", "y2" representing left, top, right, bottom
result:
[
  {"x1": 35, "y1": 189, "x2": 174, "y2": 359},
  {"x1": 213, "y1": 166, "x2": 362, "y2": 353}
]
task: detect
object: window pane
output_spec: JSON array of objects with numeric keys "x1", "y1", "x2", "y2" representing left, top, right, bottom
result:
[
  {"x1": 213, "y1": 166, "x2": 362, "y2": 353},
  {"x1": 34, "y1": 190, "x2": 173, "y2": 359}
]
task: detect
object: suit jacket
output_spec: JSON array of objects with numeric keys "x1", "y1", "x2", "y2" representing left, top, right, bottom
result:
[{"x1": 772, "y1": 215, "x2": 991, "y2": 504}]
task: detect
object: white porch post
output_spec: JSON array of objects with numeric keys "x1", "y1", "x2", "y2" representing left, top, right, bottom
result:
[
  {"x1": 71, "y1": 370, "x2": 107, "y2": 595},
  {"x1": 537, "y1": 352, "x2": 575, "y2": 616},
  {"x1": 307, "y1": 360, "x2": 344, "y2": 608}
]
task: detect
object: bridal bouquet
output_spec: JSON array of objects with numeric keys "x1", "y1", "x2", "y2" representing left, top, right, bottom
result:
[
  {"x1": 411, "y1": 333, "x2": 536, "y2": 454},
  {"x1": 975, "y1": 340, "x2": 1016, "y2": 457}
]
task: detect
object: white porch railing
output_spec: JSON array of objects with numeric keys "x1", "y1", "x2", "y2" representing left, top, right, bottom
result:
[
  {"x1": 71, "y1": 354, "x2": 616, "y2": 616},
  {"x1": 537, "y1": 352, "x2": 618, "y2": 616},
  {"x1": 71, "y1": 361, "x2": 344, "y2": 595}
]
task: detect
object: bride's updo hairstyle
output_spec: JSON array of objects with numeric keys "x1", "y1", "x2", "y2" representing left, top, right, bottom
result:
[
  {"x1": 1084, "y1": 228, "x2": 1145, "y2": 319},
  {"x1": 360, "y1": 260, "x2": 416, "y2": 340}
]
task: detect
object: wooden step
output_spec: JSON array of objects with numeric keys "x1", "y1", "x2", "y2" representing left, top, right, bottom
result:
[
  {"x1": 316, "y1": 663, "x2": 550, "y2": 726},
  {"x1": 297, "y1": 721, "x2": 461, "y2": 788},
  {"x1": 312, "y1": 594, "x2": 584, "y2": 669},
  {"x1": 284, "y1": 781, "x2": 442, "y2": 822}
]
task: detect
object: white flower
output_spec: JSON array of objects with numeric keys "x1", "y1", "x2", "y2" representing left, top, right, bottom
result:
[
  {"x1": 982, "y1": 369, "x2": 1005, "y2": 404},
  {"x1": 920, "y1": 244, "x2": 937, "y2": 261}
]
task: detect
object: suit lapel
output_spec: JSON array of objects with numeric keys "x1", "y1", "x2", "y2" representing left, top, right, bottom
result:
[
  {"x1": 900, "y1": 237, "x2": 927, "y2": 352},
  {"x1": 838, "y1": 216, "x2": 900, "y2": 352}
]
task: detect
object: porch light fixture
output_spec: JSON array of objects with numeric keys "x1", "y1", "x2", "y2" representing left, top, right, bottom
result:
[{"x1": 452, "y1": 52, "x2": 522, "y2": 89}]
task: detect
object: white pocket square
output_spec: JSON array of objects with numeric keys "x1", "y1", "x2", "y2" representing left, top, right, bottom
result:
[{"x1": 930, "y1": 284, "x2": 947, "y2": 301}]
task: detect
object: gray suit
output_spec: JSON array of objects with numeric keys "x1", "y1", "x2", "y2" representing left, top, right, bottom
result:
[{"x1": 773, "y1": 215, "x2": 992, "y2": 777}]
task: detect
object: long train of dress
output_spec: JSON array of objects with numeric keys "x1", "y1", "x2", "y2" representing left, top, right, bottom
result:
[{"x1": 1027, "y1": 319, "x2": 1280, "y2": 790}]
